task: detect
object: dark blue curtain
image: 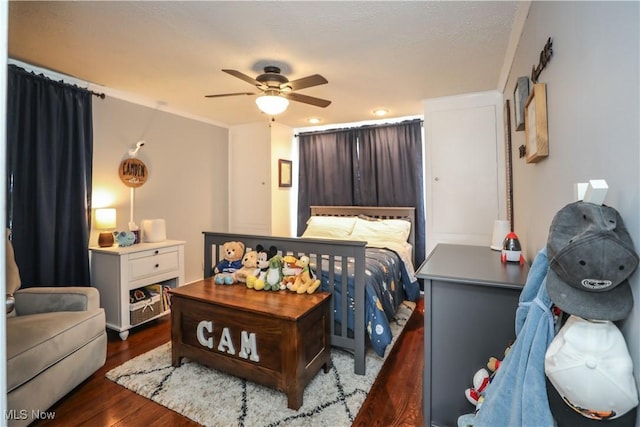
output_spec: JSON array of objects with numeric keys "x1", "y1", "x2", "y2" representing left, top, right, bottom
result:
[
  {"x1": 297, "y1": 118, "x2": 426, "y2": 266},
  {"x1": 6, "y1": 65, "x2": 93, "y2": 287},
  {"x1": 357, "y1": 120, "x2": 426, "y2": 265},
  {"x1": 297, "y1": 130, "x2": 358, "y2": 234}
]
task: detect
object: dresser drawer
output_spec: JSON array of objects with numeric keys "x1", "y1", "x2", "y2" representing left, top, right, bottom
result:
[{"x1": 129, "y1": 246, "x2": 179, "y2": 282}]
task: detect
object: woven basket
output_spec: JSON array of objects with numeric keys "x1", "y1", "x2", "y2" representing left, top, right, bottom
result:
[{"x1": 130, "y1": 294, "x2": 162, "y2": 325}]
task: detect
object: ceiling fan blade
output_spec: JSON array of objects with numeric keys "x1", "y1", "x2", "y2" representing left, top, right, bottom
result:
[
  {"x1": 222, "y1": 69, "x2": 263, "y2": 88},
  {"x1": 284, "y1": 92, "x2": 331, "y2": 108},
  {"x1": 286, "y1": 74, "x2": 328, "y2": 91},
  {"x1": 205, "y1": 92, "x2": 256, "y2": 98}
]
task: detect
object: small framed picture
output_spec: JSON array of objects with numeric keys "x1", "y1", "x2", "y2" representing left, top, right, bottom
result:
[
  {"x1": 278, "y1": 159, "x2": 292, "y2": 187},
  {"x1": 525, "y1": 83, "x2": 549, "y2": 163},
  {"x1": 513, "y1": 76, "x2": 529, "y2": 131}
]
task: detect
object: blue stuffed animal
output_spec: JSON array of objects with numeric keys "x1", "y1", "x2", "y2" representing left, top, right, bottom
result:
[{"x1": 114, "y1": 231, "x2": 136, "y2": 247}]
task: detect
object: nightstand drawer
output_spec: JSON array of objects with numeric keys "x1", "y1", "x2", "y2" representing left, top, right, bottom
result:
[{"x1": 129, "y1": 248, "x2": 179, "y2": 281}]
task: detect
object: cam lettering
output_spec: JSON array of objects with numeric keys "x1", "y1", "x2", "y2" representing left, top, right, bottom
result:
[{"x1": 196, "y1": 320, "x2": 259, "y2": 362}]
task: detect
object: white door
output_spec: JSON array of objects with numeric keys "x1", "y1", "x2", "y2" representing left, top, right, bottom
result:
[
  {"x1": 424, "y1": 91, "x2": 505, "y2": 254},
  {"x1": 228, "y1": 123, "x2": 271, "y2": 235}
]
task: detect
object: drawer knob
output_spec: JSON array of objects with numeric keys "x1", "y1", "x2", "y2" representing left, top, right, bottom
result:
[
  {"x1": 154, "y1": 250, "x2": 159, "y2": 255},
  {"x1": 155, "y1": 264, "x2": 160, "y2": 268}
]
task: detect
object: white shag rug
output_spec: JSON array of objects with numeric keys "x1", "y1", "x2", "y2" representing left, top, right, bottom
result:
[{"x1": 106, "y1": 301, "x2": 415, "y2": 427}]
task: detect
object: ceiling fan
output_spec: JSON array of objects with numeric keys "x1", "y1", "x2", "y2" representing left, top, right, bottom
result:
[{"x1": 205, "y1": 66, "x2": 331, "y2": 115}]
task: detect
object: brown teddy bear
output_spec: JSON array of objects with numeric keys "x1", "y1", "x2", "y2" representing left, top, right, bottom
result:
[{"x1": 213, "y1": 241, "x2": 245, "y2": 285}]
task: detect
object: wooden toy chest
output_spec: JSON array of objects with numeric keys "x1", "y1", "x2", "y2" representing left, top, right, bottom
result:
[{"x1": 170, "y1": 279, "x2": 331, "y2": 409}]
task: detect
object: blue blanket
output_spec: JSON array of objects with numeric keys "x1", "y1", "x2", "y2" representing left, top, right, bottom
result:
[
  {"x1": 319, "y1": 247, "x2": 420, "y2": 356},
  {"x1": 459, "y1": 248, "x2": 555, "y2": 427}
]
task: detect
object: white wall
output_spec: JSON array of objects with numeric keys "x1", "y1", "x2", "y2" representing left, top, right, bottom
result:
[
  {"x1": 506, "y1": 0, "x2": 640, "y2": 397},
  {"x1": 270, "y1": 121, "x2": 294, "y2": 237},
  {"x1": 92, "y1": 97, "x2": 228, "y2": 284}
]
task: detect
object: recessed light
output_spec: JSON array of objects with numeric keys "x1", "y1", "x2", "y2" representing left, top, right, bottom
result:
[
  {"x1": 373, "y1": 108, "x2": 389, "y2": 116},
  {"x1": 308, "y1": 118, "x2": 321, "y2": 124}
]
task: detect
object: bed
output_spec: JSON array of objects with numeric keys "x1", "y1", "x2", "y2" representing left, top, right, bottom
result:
[{"x1": 202, "y1": 206, "x2": 420, "y2": 375}]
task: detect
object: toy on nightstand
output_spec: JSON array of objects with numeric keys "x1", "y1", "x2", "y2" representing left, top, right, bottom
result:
[
  {"x1": 213, "y1": 241, "x2": 245, "y2": 285},
  {"x1": 501, "y1": 231, "x2": 525, "y2": 265},
  {"x1": 114, "y1": 231, "x2": 136, "y2": 247}
]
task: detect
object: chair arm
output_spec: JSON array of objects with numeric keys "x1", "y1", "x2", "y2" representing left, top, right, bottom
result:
[{"x1": 14, "y1": 286, "x2": 101, "y2": 316}]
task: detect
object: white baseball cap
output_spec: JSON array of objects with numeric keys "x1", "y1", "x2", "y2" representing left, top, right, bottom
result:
[{"x1": 545, "y1": 315, "x2": 638, "y2": 420}]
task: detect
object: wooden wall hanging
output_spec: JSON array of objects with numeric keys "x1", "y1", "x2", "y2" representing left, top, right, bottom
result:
[
  {"x1": 531, "y1": 37, "x2": 553, "y2": 84},
  {"x1": 119, "y1": 158, "x2": 148, "y2": 188}
]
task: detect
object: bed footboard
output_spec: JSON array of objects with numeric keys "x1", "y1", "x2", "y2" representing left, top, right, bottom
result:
[{"x1": 203, "y1": 231, "x2": 367, "y2": 375}]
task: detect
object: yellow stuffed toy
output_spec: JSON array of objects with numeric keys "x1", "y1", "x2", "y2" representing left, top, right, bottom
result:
[
  {"x1": 282, "y1": 255, "x2": 302, "y2": 291},
  {"x1": 293, "y1": 255, "x2": 321, "y2": 294},
  {"x1": 235, "y1": 250, "x2": 258, "y2": 284}
]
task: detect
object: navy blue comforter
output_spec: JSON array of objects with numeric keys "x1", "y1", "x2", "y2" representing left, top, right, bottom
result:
[{"x1": 318, "y1": 247, "x2": 420, "y2": 356}]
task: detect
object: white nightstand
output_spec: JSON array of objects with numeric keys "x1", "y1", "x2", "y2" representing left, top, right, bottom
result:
[{"x1": 89, "y1": 240, "x2": 185, "y2": 340}]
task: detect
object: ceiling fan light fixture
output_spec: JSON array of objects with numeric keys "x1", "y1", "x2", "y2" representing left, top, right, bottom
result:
[{"x1": 256, "y1": 94, "x2": 289, "y2": 115}]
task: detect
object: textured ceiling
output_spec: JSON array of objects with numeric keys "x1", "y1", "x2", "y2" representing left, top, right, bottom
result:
[{"x1": 8, "y1": 1, "x2": 522, "y2": 128}]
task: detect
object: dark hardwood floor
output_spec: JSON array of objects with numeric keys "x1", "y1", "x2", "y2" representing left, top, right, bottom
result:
[{"x1": 34, "y1": 297, "x2": 424, "y2": 427}]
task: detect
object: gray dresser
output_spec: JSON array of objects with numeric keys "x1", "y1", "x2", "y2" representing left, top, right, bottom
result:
[{"x1": 417, "y1": 243, "x2": 530, "y2": 427}]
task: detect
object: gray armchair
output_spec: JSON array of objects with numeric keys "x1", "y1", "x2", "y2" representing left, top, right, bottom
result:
[{"x1": 6, "y1": 232, "x2": 107, "y2": 427}]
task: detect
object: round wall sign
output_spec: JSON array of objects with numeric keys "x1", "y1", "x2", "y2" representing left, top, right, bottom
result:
[{"x1": 119, "y1": 158, "x2": 148, "y2": 188}]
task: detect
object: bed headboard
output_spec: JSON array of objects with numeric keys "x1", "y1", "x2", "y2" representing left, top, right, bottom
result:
[{"x1": 309, "y1": 205, "x2": 416, "y2": 255}]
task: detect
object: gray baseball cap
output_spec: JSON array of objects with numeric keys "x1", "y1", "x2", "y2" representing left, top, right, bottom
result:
[{"x1": 546, "y1": 201, "x2": 639, "y2": 321}]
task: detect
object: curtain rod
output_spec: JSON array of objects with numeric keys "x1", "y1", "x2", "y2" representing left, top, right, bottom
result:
[
  {"x1": 295, "y1": 118, "x2": 423, "y2": 137},
  {"x1": 9, "y1": 64, "x2": 106, "y2": 100}
]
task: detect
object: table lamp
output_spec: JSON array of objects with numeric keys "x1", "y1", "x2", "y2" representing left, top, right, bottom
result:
[{"x1": 95, "y1": 208, "x2": 116, "y2": 247}]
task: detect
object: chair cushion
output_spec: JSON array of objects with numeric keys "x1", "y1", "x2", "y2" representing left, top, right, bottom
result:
[{"x1": 6, "y1": 309, "x2": 105, "y2": 392}]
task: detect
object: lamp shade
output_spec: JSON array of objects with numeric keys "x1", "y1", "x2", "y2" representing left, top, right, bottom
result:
[
  {"x1": 255, "y1": 94, "x2": 289, "y2": 115},
  {"x1": 95, "y1": 208, "x2": 116, "y2": 230}
]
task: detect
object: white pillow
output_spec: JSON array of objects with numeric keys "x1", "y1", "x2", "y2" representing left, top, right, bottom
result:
[
  {"x1": 349, "y1": 217, "x2": 411, "y2": 244},
  {"x1": 301, "y1": 216, "x2": 356, "y2": 239}
]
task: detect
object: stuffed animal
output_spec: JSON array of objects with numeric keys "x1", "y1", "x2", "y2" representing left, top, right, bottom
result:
[
  {"x1": 264, "y1": 255, "x2": 283, "y2": 291},
  {"x1": 247, "y1": 244, "x2": 277, "y2": 291},
  {"x1": 114, "y1": 231, "x2": 136, "y2": 247},
  {"x1": 235, "y1": 250, "x2": 258, "y2": 284},
  {"x1": 464, "y1": 345, "x2": 512, "y2": 414},
  {"x1": 464, "y1": 368, "x2": 491, "y2": 407},
  {"x1": 281, "y1": 255, "x2": 302, "y2": 291},
  {"x1": 213, "y1": 241, "x2": 245, "y2": 285},
  {"x1": 293, "y1": 255, "x2": 321, "y2": 294},
  {"x1": 487, "y1": 345, "x2": 511, "y2": 373}
]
